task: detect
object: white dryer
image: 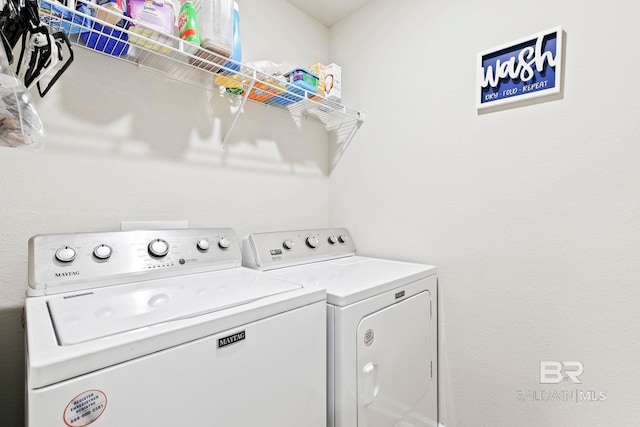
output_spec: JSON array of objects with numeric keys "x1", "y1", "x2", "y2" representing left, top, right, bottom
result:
[
  {"x1": 242, "y1": 228, "x2": 438, "y2": 427},
  {"x1": 25, "y1": 228, "x2": 326, "y2": 427}
]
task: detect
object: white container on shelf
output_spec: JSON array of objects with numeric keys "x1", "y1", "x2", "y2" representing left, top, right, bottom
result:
[
  {"x1": 325, "y1": 63, "x2": 341, "y2": 102},
  {"x1": 190, "y1": 0, "x2": 233, "y2": 71}
]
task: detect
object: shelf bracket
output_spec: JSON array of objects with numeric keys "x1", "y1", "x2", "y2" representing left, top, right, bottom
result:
[
  {"x1": 330, "y1": 110, "x2": 366, "y2": 171},
  {"x1": 221, "y1": 70, "x2": 256, "y2": 150}
]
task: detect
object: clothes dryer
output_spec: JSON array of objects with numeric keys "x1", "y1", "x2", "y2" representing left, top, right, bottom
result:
[
  {"x1": 242, "y1": 228, "x2": 438, "y2": 427},
  {"x1": 25, "y1": 228, "x2": 326, "y2": 427}
]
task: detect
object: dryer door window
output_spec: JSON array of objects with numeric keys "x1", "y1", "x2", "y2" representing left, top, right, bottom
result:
[{"x1": 356, "y1": 290, "x2": 432, "y2": 427}]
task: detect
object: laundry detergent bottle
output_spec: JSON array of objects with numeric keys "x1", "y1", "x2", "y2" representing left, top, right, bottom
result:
[
  {"x1": 224, "y1": 1, "x2": 241, "y2": 73},
  {"x1": 178, "y1": 0, "x2": 200, "y2": 46}
]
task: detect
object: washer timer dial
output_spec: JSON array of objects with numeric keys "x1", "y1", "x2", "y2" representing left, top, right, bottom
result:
[{"x1": 148, "y1": 239, "x2": 169, "y2": 257}]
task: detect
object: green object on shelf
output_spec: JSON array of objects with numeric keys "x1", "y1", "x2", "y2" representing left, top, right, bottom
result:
[
  {"x1": 226, "y1": 87, "x2": 244, "y2": 95},
  {"x1": 178, "y1": 0, "x2": 200, "y2": 45}
]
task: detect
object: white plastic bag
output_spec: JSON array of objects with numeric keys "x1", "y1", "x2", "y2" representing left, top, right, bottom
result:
[{"x1": 0, "y1": 39, "x2": 44, "y2": 148}]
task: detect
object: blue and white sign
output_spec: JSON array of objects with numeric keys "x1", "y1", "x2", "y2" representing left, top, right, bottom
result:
[{"x1": 477, "y1": 26, "x2": 563, "y2": 109}]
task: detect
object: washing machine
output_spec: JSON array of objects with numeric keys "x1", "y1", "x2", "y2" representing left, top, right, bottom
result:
[
  {"x1": 25, "y1": 228, "x2": 327, "y2": 427},
  {"x1": 242, "y1": 228, "x2": 438, "y2": 427}
]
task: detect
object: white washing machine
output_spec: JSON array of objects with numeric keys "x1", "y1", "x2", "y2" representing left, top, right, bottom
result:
[
  {"x1": 242, "y1": 228, "x2": 438, "y2": 427},
  {"x1": 25, "y1": 228, "x2": 327, "y2": 427}
]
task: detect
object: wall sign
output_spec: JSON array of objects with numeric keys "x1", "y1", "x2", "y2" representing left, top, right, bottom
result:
[{"x1": 477, "y1": 26, "x2": 563, "y2": 109}]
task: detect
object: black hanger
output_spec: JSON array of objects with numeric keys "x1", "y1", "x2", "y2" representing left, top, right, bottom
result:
[
  {"x1": 16, "y1": 26, "x2": 51, "y2": 88},
  {"x1": 0, "y1": 0, "x2": 42, "y2": 63},
  {"x1": 37, "y1": 31, "x2": 73, "y2": 97}
]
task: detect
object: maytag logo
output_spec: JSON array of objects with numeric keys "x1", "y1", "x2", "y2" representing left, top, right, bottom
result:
[
  {"x1": 218, "y1": 331, "x2": 246, "y2": 348},
  {"x1": 55, "y1": 271, "x2": 80, "y2": 278}
]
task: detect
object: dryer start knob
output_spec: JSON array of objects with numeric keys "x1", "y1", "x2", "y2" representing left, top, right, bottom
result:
[
  {"x1": 306, "y1": 236, "x2": 320, "y2": 249},
  {"x1": 338, "y1": 234, "x2": 349, "y2": 244},
  {"x1": 148, "y1": 239, "x2": 169, "y2": 257},
  {"x1": 218, "y1": 237, "x2": 231, "y2": 250},
  {"x1": 55, "y1": 246, "x2": 77, "y2": 263}
]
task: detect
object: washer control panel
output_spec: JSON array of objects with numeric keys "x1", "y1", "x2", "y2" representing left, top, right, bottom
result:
[
  {"x1": 242, "y1": 228, "x2": 356, "y2": 271},
  {"x1": 28, "y1": 228, "x2": 241, "y2": 295}
]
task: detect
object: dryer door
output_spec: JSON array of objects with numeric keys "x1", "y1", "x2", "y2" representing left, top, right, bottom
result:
[{"x1": 356, "y1": 290, "x2": 432, "y2": 427}]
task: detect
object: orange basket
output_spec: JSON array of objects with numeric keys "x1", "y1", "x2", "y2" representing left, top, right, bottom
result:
[{"x1": 242, "y1": 74, "x2": 284, "y2": 102}]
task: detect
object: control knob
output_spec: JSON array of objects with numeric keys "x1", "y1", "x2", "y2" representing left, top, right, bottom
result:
[
  {"x1": 283, "y1": 239, "x2": 295, "y2": 250},
  {"x1": 306, "y1": 236, "x2": 320, "y2": 249},
  {"x1": 338, "y1": 234, "x2": 349, "y2": 244},
  {"x1": 197, "y1": 239, "x2": 210, "y2": 251},
  {"x1": 148, "y1": 239, "x2": 169, "y2": 257},
  {"x1": 328, "y1": 235, "x2": 338, "y2": 245},
  {"x1": 93, "y1": 244, "x2": 113, "y2": 260},
  {"x1": 55, "y1": 246, "x2": 77, "y2": 263},
  {"x1": 218, "y1": 237, "x2": 231, "y2": 250}
]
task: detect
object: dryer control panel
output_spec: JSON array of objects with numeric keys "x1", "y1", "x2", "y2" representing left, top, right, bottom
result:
[
  {"x1": 242, "y1": 228, "x2": 356, "y2": 271},
  {"x1": 28, "y1": 228, "x2": 242, "y2": 296}
]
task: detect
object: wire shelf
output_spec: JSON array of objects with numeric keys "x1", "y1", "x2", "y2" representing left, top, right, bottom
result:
[{"x1": 38, "y1": 0, "x2": 365, "y2": 147}]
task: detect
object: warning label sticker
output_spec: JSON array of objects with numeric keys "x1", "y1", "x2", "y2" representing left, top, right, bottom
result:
[{"x1": 63, "y1": 390, "x2": 107, "y2": 426}]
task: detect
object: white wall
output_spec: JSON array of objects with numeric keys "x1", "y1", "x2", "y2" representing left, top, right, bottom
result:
[
  {"x1": 0, "y1": 1, "x2": 331, "y2": 424},
  {"x1": 330, "y1": 0, "x2": 640, "y2": 426}
]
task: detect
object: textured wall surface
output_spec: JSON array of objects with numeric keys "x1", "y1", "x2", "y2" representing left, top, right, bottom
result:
[{"x1": 329, "y1": 1, "x2": 640, "y2": 426}]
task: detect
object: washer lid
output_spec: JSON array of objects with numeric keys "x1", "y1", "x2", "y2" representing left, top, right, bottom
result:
[{"x1": 47, "y1": 268, "x2": 301, "y2": 345}]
